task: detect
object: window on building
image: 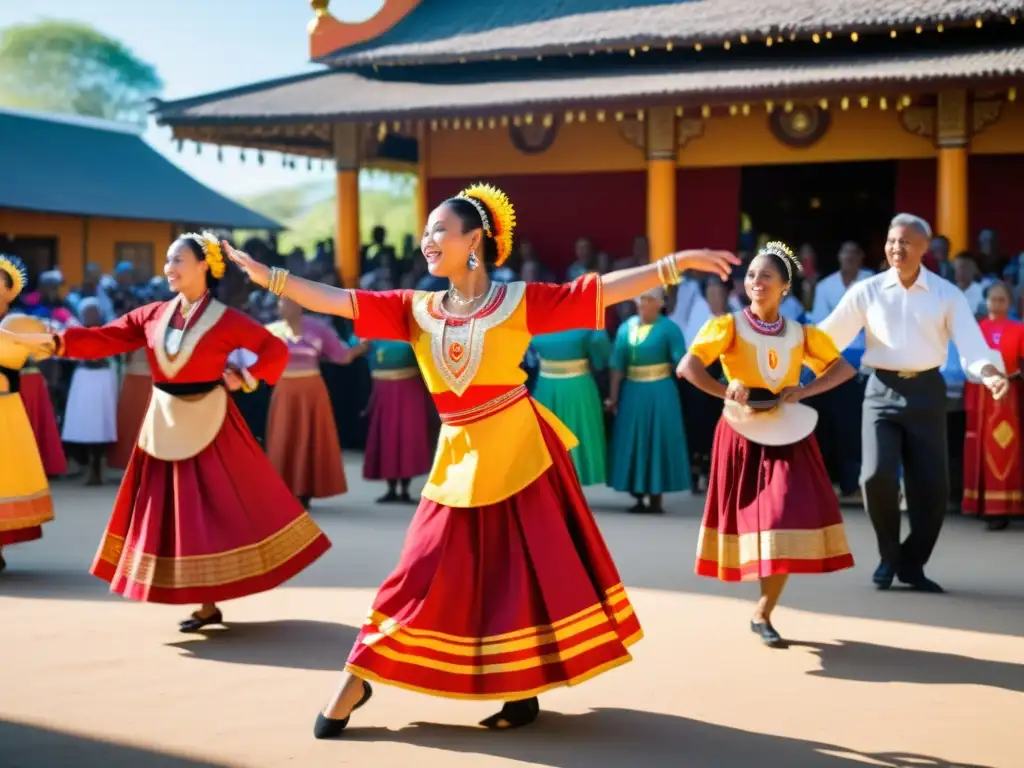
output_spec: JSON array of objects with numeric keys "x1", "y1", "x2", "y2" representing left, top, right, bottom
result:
[
  {"x1": 115, "y1": 242, "x2": 155, "y2": 278},
  {"x1": 0, "y1": 236, "x2": 57, "y2": 291}
]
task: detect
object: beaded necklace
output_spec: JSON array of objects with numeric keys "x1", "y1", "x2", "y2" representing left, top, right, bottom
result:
[{"x1": 743, "y1": 306, "x2": 785, "y2": 336}]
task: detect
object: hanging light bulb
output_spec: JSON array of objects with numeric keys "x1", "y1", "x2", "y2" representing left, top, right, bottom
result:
[
  {"x1": 840, "y1": 96, "x2": 850, "y2": 110},
  {"x1": 723, "y1": 40, "x2": 731, "y2": 49},
  {"x1": 850, "y1": 31, "x2": 859, "y2": 42},
  {"x1": 765, "y1": 100, "x2": 775, "y2": 113},
  {"x1": 701, "y1": 105, "x2": 711, "y2": 118}
]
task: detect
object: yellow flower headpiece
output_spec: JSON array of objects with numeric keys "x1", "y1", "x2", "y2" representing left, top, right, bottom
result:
[
  {"x1": 458, "y1": 183, "x2": 517, "y2": 267},
  {"x1": 0, "y1": 253, "x2": 27, "y2": 299},
  {"x1": 758, "y1": 240, "x2": 800, "y2": 281},
  {"x1": 183, "y1": 231, "x2": 226, "y2": 279}
]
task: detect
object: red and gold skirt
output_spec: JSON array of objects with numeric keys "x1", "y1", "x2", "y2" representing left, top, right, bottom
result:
[
  {"x1": 108, "y1": 373, "x2": 152, "y2": 470},
  {"x1": 266, "y1": 372, "x2": 347, "y2": 499},
  {"x1": 18, "y1": 370, "x2": 67, "y2": 476},
  {"x1": 345, "y1": 413, "x2": 642, "y2": 700},
  {"x1": 91, "y1": 398, "x2": 331, "y2": 604},
  {"x1": 696, "y1": 419, "x2": 854, "y2": 582},
  {"x1": 962, "y1": 380, "x2": 1024, "y2": 517}
]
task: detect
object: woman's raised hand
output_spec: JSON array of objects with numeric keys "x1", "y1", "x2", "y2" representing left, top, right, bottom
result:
[
  {"x1": 222, "y1": 241, "x2": 270, "y2": 288},
  {"x1": 674, "y1": 250, "x2": 740, "y2": 281}
]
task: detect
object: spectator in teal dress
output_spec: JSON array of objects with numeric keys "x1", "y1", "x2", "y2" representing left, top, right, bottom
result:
[
  {"x1": 531, "y1": 328, "x2": 611, "y2": 486},
  {"x1": 606, "y1": 288, "x2": 691, "y2": 513}
]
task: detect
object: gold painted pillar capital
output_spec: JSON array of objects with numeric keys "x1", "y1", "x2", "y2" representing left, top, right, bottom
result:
[
  {"x1": 935, "y1": 90, "x2": 969, "y2": 256},
  {"x1": 645, "y1": 106, "x2": 677, "y2": 261},
  {"x1": 332, "y1": 123, "x2": 361, "y2": 287}
]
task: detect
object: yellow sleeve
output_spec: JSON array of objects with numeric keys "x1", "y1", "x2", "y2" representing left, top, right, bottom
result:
[
  {"x1": 688, "y1": 314, "x2": 735, "y2": 366},
  {"x1": 803, "y1": 325, "x2": 842, "y2": 376}
]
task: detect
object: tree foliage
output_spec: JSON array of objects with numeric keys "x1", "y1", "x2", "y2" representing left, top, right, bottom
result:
[{"x1": 0, "y1": 20, "x2": 162, "y2": 125}]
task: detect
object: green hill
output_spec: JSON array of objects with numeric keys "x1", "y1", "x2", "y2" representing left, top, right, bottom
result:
[{"x1": 238, "y1": 171, "x2": 417, "y2": 256}]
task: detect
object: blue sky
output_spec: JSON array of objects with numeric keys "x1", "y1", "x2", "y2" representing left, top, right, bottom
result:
[{"x1": 0, "y1": 0, "x2": 384, "y2": 197}]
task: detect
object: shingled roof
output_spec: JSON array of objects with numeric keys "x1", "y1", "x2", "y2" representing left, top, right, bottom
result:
[
  {"x1": 0, "y1": 109, "x2": 280, "y2": 229},
  {"x1": 155, "y1": 44, "x2": 1024, "y2": 126},
  {"x1": 318, "y1": 0, "x2": 1021, "y2": 66}
]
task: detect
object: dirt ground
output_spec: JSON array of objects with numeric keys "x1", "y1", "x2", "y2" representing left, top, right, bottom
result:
[{"x1": 1, "y1": 455, "x2": 1021, "y2": 768}]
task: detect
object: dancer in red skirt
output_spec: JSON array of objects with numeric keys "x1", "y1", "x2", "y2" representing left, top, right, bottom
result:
[
  {"x1": 109, "y1": 348, "x2": 152, "y2": 471},
  {"x1": 18, "y1": 360, "x2": 67, "y2": 477},
  {"x1": 265, "y1": 296, "x2": 355, "y2": 508},
  {"x1": 678, "y1": 242, "x2": 856, "y2": 648},
  {"x1": 962, "y1": 281, "x2": 1024, "y2": 530},
  {"x1": 226, "y1": 183, "x2": 737, "y2": 736},
  {"x1": 15, "y1": 233, "x2": 331, "y2": 631}
]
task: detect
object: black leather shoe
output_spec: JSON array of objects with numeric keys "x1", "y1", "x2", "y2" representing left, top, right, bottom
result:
[
  {"x1": 313, "y1": 681, "x2": 373, "y2": 740},
  {"x1": 872, "y1": 562, "x2": 895, "y2": 590},
  {"x1": 750, "y1": 621, "x2": 784, "y2": 648},
  {"x1": 897, "y1": 569, "x2": 945, "y2": 593},
  {"x1": 479, "y1": 697, "x2": 540, "y2": 730},
  {"x1": 179, "y1": 609, "x2": 223, "y2": 633}
]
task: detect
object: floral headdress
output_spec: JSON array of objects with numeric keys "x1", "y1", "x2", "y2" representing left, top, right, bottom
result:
[
  {"x1": 758, "y1": 240, "x2": 800, "y2": 282},
  {"x1": 182, "y1": 231, "x2": 226, "y2": 279},
  {"x1": 0, "y1": 253, "x2": 27, "y2": 299},
  {"x1": 458, "y1": 183, "x2": 517, "y2": 267}
]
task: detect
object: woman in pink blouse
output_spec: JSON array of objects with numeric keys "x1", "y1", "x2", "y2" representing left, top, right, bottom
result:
[{"x1": 265, "y1": 297, "x2": 359, "y2": 508}]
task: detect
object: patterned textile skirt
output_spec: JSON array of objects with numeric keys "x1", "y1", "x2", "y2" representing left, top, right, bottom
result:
[
  {"x1": 61, "y1": 366, "x2": 118, "y2": 445},
  {"x1": 532, "y1": 373, "x2": 607, "y2": 486},
  {"x1": 91, "y1": 398, "x2": 331, "y2": 603},
  {"x1": 609, "y1": 377, "x2": 691, "y2": 494},
  {"x1": 962, "y1": 380, "x2": 1024, "y2": 517},
  {"x1": 108, "y1": 374, "x2": 152, "y2": 470},
  {"x1": 266, "y1": 373, "x2": 347, "y2": 499},
  {"x1": 696, "y1": 419, "x2": 854, "y2": 581},
  {"x1": 18, "y1": 369, "x2": 66, "y2": 476},
  {"x1": 0, "y1": 393, "x2": 53, "y2": 546},
  {"x1": 346, "y1": 413, "x2": 642, "y2": 700},
  {"x1": 363, "y1": 376, "x2": 434, "y2": 481}
]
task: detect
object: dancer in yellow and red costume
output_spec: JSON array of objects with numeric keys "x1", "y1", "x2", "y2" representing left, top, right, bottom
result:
[{"x1": 225, "y1": 182, "x2": 737, "y2": 736}]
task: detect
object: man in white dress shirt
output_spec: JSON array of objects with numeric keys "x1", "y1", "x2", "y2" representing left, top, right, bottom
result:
[
  {"x1": 820, "y1": 214, "x2": 1009, "y2": 593},
  {"x1": 808, "y1": 242, "x2": 874, "y2": 498}
]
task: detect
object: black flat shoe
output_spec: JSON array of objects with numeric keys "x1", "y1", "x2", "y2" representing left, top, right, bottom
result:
[
  {"x1": 398, "y1": 493, "x2": 416, "y2": 505},
  {"x1": 872, "y1": 562, "x2": 895, "y2": 590},
  {"x1": 986, "y1": 518, "x2": 1010, "y2": 531},
  {"x1": 896, "y1": 570, "x2": 945, "y2": 594},
  {"x1": 376, "y1": 492, "x2": 399, "y2": 504},
  {"x1": 313, "y1": 681, "x2": 374, "y2": 740},
  {"x1": 750, "y1": 620, "x2": 785, "y2": 648},
  {"x1": 479, "y1": 697, "x2": 540, "y2": 730},
  {"x1": 179, "y1": 609, "x2": 224, "y2": 633}
]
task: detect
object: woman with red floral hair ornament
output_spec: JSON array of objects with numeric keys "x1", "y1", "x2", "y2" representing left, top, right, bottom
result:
[{"x1": 225, "y1": 183, "x2": 738, "y2": 737}]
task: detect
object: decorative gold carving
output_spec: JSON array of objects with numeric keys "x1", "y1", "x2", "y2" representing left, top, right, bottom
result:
[
  {"x1": 936, "y1": 90, "x2": 968, "y2": 148},
  {"x1": 972, "y1": 98, "x2": 1004, "y2": 136},
  {"x1": 617, "y1": 117, "x2": 645, "y2": 151},
  {"x1": 618, "y1": 115, "x2": 704, "y2": 154},
  {"x1": 677, "y1": 118, "x2": 704, "y2": 148},
  {"x1": 645, "y1": 106, "x2": 676, "y2": 160},
  {"x1": 898, "y1": 106, "x2": 935, "y2": 138},
  {"x1": 769, "y1": 104, "x2": 830, "y2": 148},
  {"x1": 332, "y1": 122, "x2": 361, "y2": 170},
  {"x1": 309, "y1": 0, "x2": 333, "y2": 32}
]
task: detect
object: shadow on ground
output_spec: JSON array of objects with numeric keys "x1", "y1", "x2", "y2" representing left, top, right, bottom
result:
[
  {"x1": 346, "y1": 709, "x2": 993, "y2": 768},
  {"x1": 165, "y1": 620, "x2": 358, "y2": 671},
  {"x1": 795, "y1": 639, "x2": 1024, "y2": 694},
  {"x1": 0, "y1": 721, "x2": 229, "y2": 768}
]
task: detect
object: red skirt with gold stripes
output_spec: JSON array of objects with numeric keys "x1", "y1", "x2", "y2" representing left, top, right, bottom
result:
[
  {"x1": 345, "y1": 415, "x2": 642, "y2": 700},
  {"x1": 91, "y1": 399, "x2": 331, "y2": 604},
  {"x1": 696, "y1": 419, "x2": 854, "y2": 582}
]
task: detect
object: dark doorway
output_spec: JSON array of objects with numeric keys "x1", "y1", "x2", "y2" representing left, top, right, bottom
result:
[
  {"x1": 0, "y1": 235, "x2": 58, "y2": 291},
  {"x1": 741, "y1": 161, "x2": 896, "y2": 273}
]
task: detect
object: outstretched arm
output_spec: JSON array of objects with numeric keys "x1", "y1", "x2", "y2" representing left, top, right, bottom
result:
[
  {"x1": 601, "y1": 249, "x2": 738, "y2": 308},
  {"x1": 224, "y1": 242, "x2": 355, "y2": 318}
]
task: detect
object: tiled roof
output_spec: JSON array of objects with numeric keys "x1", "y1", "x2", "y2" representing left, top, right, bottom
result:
[
  {"x1": 0, "y1": 108, "x2": 280, "y2": 229},
  {"x1": 318, "y1": 0, "x2": 1020, "y2": 66},
  {"x1": 154, "y1": 45, "x2": 1024, "y2": 124}
]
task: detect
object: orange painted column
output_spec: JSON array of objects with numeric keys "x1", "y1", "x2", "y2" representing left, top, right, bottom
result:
[
  {"x1": 332, "y1": 123, "x2": 361, "y2": 288},
  {"x1": 936, "y1": 147, "x2": 968, "y2": 257},
  {"x1": 416, "y1": 122, "x2": 430, "y2": 235},
  {"x1": 645, "y1": 106, "x2": 677, "y2": 261}
]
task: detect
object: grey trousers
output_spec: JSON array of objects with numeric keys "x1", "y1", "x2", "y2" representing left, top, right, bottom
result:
[{"x1": 860, "y1": 369, "x2": 949, "y2": 572}]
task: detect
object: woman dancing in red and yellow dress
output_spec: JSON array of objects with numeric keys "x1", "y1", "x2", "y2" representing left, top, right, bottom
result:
[
  {"x1": 963, "y1": 281, "x2": 1024, "y2": 530},
  {"x1": 0, "y1": 255, "x2": 56, "y2": 569},
  {"x1": 11, "y1": 234, "x2": 331, "y2": 630},
  {"x1": 225, "y1": 183, "x2": 737, "y2": 736}
]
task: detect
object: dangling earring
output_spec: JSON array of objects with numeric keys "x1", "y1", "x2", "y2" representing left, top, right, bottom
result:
[{"x1": 468, "y1": 251, "x2": 479, "y2": 270}]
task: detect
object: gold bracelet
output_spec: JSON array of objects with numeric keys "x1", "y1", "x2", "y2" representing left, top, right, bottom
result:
[
  {"x1": 655, "y1": 259, "x2": 670, "y2": 287},
  {"x1": 268, "y1": 267, "x2": 290, "y2": 297},
  {"x1": 659, "y1": 255, "x2": 681, "y2": 286}
]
